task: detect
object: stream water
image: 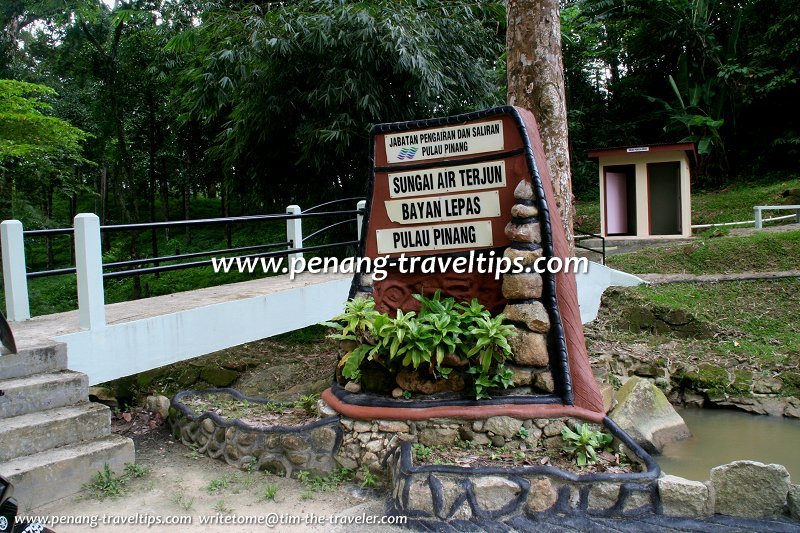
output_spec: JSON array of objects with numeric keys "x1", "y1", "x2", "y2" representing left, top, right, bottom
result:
[{"x1": 656, "y1": 407, "x2": 800, "y2": 482}]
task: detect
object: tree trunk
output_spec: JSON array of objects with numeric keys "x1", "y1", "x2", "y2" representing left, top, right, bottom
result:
[{"x1": 507, "y1": 0, "x2": 574, "y2": 253}]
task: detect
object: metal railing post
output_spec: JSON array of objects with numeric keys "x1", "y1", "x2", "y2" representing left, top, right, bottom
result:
[
  {"x1": 1, "y1": 220, "x2": 31, "y2": 321},
  {"x1": 754, "y1": 206, "x2": 762, "y2": 230},
  {"x1": 356, "y1": 200, "x2": 366, "y2": 241},
  {"x1": 74, "y1": 213, "x2": 106, "y2": 330},
  {"x1": 286, "y1": 205, "x2": 303, "y2": 261}
]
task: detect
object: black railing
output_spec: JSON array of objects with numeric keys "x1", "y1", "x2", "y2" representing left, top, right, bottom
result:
[
  {"x1": 20, "y1": 200, "x2": 366, "y2": 281},
  {"x1": 575, "y1": 227, "x2": 606, "y2": 264}
]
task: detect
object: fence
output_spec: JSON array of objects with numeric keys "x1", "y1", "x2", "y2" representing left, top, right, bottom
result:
[{"x1": 1, "y1": 199, "x2": 366, "y2": 328}]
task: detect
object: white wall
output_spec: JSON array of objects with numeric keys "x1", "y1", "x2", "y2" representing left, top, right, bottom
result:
[
  {"x1": 575, "y1": 261, "x2": 643, "y2": 323},
  {"x1": 57, "y1": 277, "x2": 352, "y2": 385}
]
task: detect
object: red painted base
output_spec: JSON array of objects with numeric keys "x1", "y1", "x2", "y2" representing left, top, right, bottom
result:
[{"x1": 321, "y1": 389, "x2": 605, "y2": 423}]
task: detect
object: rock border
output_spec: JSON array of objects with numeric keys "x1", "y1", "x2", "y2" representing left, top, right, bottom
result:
[
  {"x1": 385, "y1": 416, "x2": 662, "y2": 522},
  {"x1": 169, "y1": 388, "x2": 342, "y2": 477}
]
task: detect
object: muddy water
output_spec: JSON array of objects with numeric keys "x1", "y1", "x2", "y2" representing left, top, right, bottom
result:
[{"x1": 657, "y1": 407, "x2": 800, "y2": 481}]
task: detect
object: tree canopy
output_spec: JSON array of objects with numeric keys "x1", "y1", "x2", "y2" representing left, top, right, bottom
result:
[{"x1": 0, "y1": 0, "x2": 797, "y2": 227}]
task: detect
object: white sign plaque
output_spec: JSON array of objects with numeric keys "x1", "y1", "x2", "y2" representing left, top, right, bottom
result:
[
  {"x1": 387, "y1": 161, "x2": 506, "y2": 199},
  {"x1": 376, "y1": 221, "x2": 493, "y2": 254},
  {"x1": 384, "y1": 191, "x2": 500, "y2": 225},
  {"x1": 384, "y1": 120, "x2": 504, "y2": 164}
]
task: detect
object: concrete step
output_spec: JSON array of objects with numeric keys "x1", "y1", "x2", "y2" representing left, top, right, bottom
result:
[
  {"x1": 0, "y1": 434, "x2": 135, "y2": 511},
  {"x1": 0, "y1": 370, "x2": 88, "y2": 419},
  {"x1": 0, "y1": 341, "x2": 67, "y2": 381},
  {"x1": 0, "y1": 402, "x2": 111, "y2": 463}
]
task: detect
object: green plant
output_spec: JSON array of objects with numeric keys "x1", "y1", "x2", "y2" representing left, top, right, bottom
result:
[
  {"x1": 84, "y1": 465, "x2": 126, "y2": 500},
  {"x1": 412, "y1": 443, "x2": 432, "y2": 461},
  {"x1": 402, "y1": 390, "x2": 412, "y2": 400},
  {"x1": 214, "y1": 500, "x2": 233, "y2": 514},
  {"x1": 467, "y1": 364, "x2": 515, "y2": 400},
  {"x1": 360, "y1": 467, "x2": 377, "y2": 489},
  {"x1": 298, "y1": 394, "x2": 320, "y2": 415},
  {"x1": 297, "y1": 467, "x2": 354, "y2": 492},
  {"x1": 243, "y1": 457, "x2": 258, "y2": 473},
  {"x1": 206, "y1": 474, "x2": 237, "y2": 493},
  {"x1": 517, "y1": 427, "x2": 531, "y2": 440},
  {"x1": 264, "y1": 484, "x2": 279, "y2": 500},
  {"x1": 321, "y1": 297, "x2": 379, "y2": 343},
  {"x1": 124, "y1": 463, "x2": 150, "y2": 478},
  {"x1": 326, "y1": 291, "x2": 518, "y2": 399},
  {"x1": 84, "y1": 463, "x2": 150, "y2": 501},
  {"x1": 171, "y1": 492, "x2": 194, "y2": 511},
  {"x1": 561, "y1": 424, "x2": 614, "y2": 466}
]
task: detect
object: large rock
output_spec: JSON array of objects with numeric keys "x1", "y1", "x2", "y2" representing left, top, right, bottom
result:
[
  {"x1": 504, "y1": 302, "x2": 550, "y2": 333},
  {"x1": 710, "y1": 460, "x2": 790, "y2": 517},
  {"x1": 483, "y1": 416, "x2": 523, "y2": 438},
  {"x1": 396, "y1": 369, "x2": 465, "y2": 395},
  {"x1": 502, "y1": 273, "x2": 543, "y2": 300},
  {"x1": 789, "y1": 484, "x2": 800, "y2": 520},
  {"x1": 608, "y1": 376, "x2": 690, "y2": 453},
  {"x1": 471, "y1": 476, "x2": 522, "y2": 512},
  {"x1": 658, "y1": 475, "x2": 712, "y2": 517},
  {"x1": 508, "y1": 329, "x2": 549, "y2": 367}
]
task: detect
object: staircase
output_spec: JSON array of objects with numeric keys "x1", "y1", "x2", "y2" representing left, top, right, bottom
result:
[{"x1": 0, "y1": 340, "x2": 134, "y2": 511}]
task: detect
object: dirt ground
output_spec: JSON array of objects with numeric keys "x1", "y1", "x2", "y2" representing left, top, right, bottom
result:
[{"x1": 34, "y1": 424, "x2": 405, "y2": 533}]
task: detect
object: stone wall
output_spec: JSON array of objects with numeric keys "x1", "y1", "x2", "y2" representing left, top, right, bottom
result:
[
  {"x1": 169, "y1": 389, "x2": 342, "y2": 477},
  {"x1": 323, "y1": 398, "x2": 619, "y2": 479},
  {"x1": 386, "y1": 443, "x2": 800, "y2": 524}
]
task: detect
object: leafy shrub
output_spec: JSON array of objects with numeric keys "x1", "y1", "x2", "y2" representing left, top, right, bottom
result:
[
  {"x1": 561, "y1": 423, "x2": 614, "y2": 466},
  {"x1": 324, "y1": 291, "x2": 517, "y2": 399}
]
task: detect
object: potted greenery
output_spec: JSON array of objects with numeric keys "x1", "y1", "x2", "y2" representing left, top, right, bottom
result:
[{"x1": 323, "y1": 291, "x2": 517, "y2": 399}]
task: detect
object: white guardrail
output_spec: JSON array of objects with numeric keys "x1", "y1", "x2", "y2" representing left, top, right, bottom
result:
[{"x1": 691, "y1": 205, "x2": 800, "y2": 230}]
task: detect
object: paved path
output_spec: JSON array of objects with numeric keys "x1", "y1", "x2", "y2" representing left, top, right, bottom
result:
[{"x1": 638, "y1": 270, "x2": 800, "y2": 285}]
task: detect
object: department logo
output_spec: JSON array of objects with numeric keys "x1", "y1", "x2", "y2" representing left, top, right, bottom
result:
[{"x1": 397, "y1": 147, "x2": 418, "y2": 160}]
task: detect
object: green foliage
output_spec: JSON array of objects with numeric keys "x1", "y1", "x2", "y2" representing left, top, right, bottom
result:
[
  {"x1": 561, "y1": 423, "x2": 614, "y2": 466},
  {"x1": 206, "y1": 473, "x2": 238, "y2": 493},
  {"x1": 296, "y1": 467, "x2": 354, "y2": 492},
  {"x1": 0, "y1": 79, "x2": 90, "y2": 168},
  {"x1": 412, "y1": 443, "x2": 432, "y2": 461},
  {"x1": 83, "y1": 462, "x2": 150, "y2": 500},
  {"x1": 325, "y1": 292, "x2": 517, "y2": 399},
  {"x1": 321, "y1": 297, "x2": 379, "y2": 342},
  {"x1": 263, "y1": 484, "x2": 279, "y2": 501},
  {"x1": 171, "y1": 0, "x2": 505, "y2": 205},
  {"x1": 359, "y1": 466, "x2": 377, "y2": 489}
]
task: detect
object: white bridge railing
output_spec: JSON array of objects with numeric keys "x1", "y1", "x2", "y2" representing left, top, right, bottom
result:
[{"x1": 1, "y1": 200, "x2": 366, "y2": 327}]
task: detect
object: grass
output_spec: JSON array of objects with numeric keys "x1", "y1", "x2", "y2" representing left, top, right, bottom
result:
[
  {"x1": 206, "y1": 473, "x2": 238, "y2": 494},
  {"x1": 263, "y1": 484, "x2": 279, "y2": 501},
  {"x1": 607, "y1": 230, "x2": 800, "y2": 275},
  {"x1": 633, "y1": 280, "x2": 800, "y2": 363},
  {"x1": 295, "y1": 467, "x2": 354, "y2": 492},
  {"x1": 575, "y1": 176, "x2": 800, "y2": 234},
  {"x1": 171, "y1": 491, "x2": 194, "y2": 511},
  {"x1": 593, "y1": 279, "x2": 800, "y2": 376},
  {"x1": 83, "y1": 463, "x2": 151, "y2": 501}
]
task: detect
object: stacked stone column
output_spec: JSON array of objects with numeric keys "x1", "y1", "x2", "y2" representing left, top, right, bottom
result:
[{"x1": 502, "y1": 179, "x2": 554, "y2": 393}]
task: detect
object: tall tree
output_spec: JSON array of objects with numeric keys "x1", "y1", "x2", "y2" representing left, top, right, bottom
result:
[{"x1": 506, "y1": 0, "x2": 574, "y2": 250}]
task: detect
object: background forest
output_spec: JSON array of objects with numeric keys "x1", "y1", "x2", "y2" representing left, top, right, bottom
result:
[
  {"x1": 1, "y1": 0, "x2": 798, "y2": 310},
  {"x1": 2, "y1": 0, "x2": 798, "y2": 227}
]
